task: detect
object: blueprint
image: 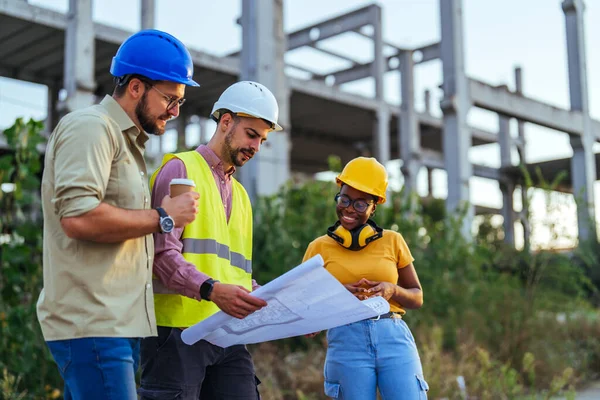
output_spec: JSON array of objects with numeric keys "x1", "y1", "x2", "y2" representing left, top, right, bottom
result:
[{"x1": 181, "y1": 254, "x2": 390, "y2": 347}]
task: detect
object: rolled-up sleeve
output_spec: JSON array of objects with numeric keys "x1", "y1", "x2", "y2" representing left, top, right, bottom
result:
[{"x1": 51, "y1": 115, "x2": 115, "y2": 219}]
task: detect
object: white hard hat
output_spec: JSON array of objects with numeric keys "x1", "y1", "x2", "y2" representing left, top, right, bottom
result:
[{"x1": 211, "y1": 81, "x2": 283, "y2": 131}]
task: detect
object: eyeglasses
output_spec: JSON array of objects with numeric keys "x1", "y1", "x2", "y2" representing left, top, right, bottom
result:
[
  {"x1": 151, "y1": 85, "x2": 186, "y2": 111},
  {"x1": 335, "y1": 193, "x2": 374, "y2": 213}
]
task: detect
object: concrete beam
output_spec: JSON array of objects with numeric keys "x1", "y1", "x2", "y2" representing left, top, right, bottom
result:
[
  {"x1": 0, "y1": 0, "x2": 65, "y2": 29},
  {"x1": 421, "y1": 149, "x2": 509, "y2": 183},
  {"x1": 289, "y1": 77, "x2": 380, "y2": 110},
  {"x1": 417, "y1": 111, "x2": 496, "y2": 145},
  {"x1": 416, "y1": 42, "x2": 442, "y2": 63},
  {"x1": 1, "y1": 0, "x2": 241, "y2": 78},
  {"x1": 328, "y1": 42, "x2": 440, "y2": 85},
  {"x1": 0, "y1": 65, "x2": 54, "y2": 85},
  {"x1": 469, "y1": 78, "x2": 600, "y2": 139},
  {"x1": 330, "y1": 62, "x2": 372, "y2": 85},
  {"x1": 351, "y1": 28, "x2": 409, "y2": 53},
  {"x1": 287, "y1": 4, "x2": 376, "y2": 51},
  {"x1": 309, "y1": 44, "x2": 358, "y2": 65}
]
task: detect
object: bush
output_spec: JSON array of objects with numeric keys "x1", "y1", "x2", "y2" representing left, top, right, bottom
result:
[{"x1": 0, "y1": 118, "x2": 62, "y2": 399}]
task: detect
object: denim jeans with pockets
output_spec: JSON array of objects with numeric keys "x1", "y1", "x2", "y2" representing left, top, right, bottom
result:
[
  {"x1": 46, "y1": 337, "x2": 140, "y2": 400},
  {"x1": 324, "y1": 317, "x2": 428, "y2": 399}
]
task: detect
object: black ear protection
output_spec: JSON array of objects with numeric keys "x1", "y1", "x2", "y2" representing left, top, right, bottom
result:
[{"x1": 326, "y1": 219, "x2": 383, "y2": 251}]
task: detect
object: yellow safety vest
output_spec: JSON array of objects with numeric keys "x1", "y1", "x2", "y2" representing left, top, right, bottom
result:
[{"x1": 149, "y1": 150, "x2": 253, "y2": 328}]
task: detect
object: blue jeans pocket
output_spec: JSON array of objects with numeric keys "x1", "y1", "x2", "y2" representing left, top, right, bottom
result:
[
  {"x1": 324, "y1": 381, "x2": 341, "y2": 398},
  {"x1": 416, "y1": 374, "x2": 429, "y2": 399},
  {"x1": 46, "y1": 340, "x2": 72, "y2": 374}
]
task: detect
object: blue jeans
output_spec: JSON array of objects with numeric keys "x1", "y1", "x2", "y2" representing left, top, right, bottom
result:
[
  {"x1": 46, "y1": 337, "x2": 140, "y2": 400},
  {"x1": 324, "y1": 318, "x2": 429, "y2": 399}
]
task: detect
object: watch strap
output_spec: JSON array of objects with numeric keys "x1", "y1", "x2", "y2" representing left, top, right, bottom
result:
[
  {"x1": 156, "y1": 207, "x2": 168, "y2": 219},
  {"x1": 200, "y1": 279, "x2": 219, "y2": 300}
]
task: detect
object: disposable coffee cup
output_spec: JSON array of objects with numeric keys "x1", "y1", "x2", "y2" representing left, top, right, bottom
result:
[{"x1": 170, "y1": 178, "x2": 196, "y2": 197}]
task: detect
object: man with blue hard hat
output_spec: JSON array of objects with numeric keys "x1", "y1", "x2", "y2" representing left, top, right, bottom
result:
[{"x1": 36, "y1": 29, "x2": 200, "y2": 399}]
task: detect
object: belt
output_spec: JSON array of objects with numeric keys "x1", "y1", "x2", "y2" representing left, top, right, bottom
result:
[{"x1": 369, "y1": 311, "x2": 401, "y2": 321}]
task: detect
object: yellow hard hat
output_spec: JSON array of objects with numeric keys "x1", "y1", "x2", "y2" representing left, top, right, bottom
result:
[{"x1": 335, "y1": 157, "x2": 388, "y2": 204}]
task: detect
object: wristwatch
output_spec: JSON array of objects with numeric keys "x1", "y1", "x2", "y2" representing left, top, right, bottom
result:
[
  {"x1": 200, "y1": 278, "x2": 220, "y2": 301},
  {"x1": 155, "y1": 207, "x2": 174, "y2": 233}
]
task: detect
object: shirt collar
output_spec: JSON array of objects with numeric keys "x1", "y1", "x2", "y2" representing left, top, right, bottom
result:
[
  {"x1": 100, "y1": 95, "x2": 149, "y2": 146},
  {"x1": 198, "y1": 145, "x2": 236, "y2": 178}
]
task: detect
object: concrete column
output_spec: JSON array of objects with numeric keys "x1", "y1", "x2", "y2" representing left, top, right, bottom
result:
[
  {"x1": 62, "y1": 0, "x2": 96, "y2": 113},
  {"x1": 424, "y1": 89, "x2": 431, "y2": 114},
  {"x1": 141, "y1": 0, "x2": 155, "y2": 29},
  {"x1": 176, "y1": 113, "x2": 187, "y2": 151},
  {"x1": 371, "y1": 5, "x2": 391, "y2": 203},
  {"x1": 240, "y1": 0, "x2": 290, "y2": 203},
  {"x1": 427, "y1": 167, "x2": 434, "y2": 197},
  {"x1": 562, "y1": 0, "x2": 596, "y2": 241},
  {"x1": 514, "y1": 66, "x2": 531, "y2": 250},
  {"x1": 498, "y1": 114, "x2": 515, "y2": 246},
  {"x1": 439, "y1": 0, "x2": 473, "y2": 239},
  {"x1": 141, "y1": 0, "x2": 160, "y2": 157},
  {"x1": 198, "y1": 117, "x2": 207, "y2": 144},
  {"x1": 400, "y1": 50, "x2": 420, "y2": 202},
  {"x1": 45, "y1": 83, "x2": 60, "y2": 133},
  {"x1": 373, "y1": 5, "x2": 389, "y2": 163}
]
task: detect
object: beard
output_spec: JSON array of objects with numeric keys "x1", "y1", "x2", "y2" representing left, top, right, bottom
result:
[
  {"x1": 135, "y1": 93, "x2": 169, "y2": 135},
  {"x1": 223, "y1": 125, "x2": 255, "y2": 167}
]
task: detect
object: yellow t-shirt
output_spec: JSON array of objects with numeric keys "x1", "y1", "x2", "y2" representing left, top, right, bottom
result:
[{"x1": 303, "y1": 230, "x2": 415, "y2": 314}]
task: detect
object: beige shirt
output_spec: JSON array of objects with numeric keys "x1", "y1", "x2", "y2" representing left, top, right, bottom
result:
[{"x1": 37, "y1": 95, "x2": 157, "y2": 341}]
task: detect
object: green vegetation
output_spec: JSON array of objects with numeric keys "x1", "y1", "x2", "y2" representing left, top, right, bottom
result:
[
  {"x1": 0, "y1": 118, "x2": 62, "y2": 399},
  {"x1": 250, "y1": 180, "x2": 599, "y2": 399},
  {"x1": 1, "y1": 119, "x2": 598, "y2": 399}
]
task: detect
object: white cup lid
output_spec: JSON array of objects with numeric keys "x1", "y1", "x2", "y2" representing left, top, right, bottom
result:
[{"x1": 170, "y1": 178, "x2": 196, "y2": 187}]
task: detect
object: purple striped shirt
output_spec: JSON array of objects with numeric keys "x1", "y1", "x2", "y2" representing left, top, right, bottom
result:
[{"x1": 151, "y1": 145, "x2": 257, "y2": 301}]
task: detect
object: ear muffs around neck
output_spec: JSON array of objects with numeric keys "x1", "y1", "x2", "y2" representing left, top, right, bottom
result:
[{"x1": 326, "y1": 219, "x2": 383, "y2": 251}]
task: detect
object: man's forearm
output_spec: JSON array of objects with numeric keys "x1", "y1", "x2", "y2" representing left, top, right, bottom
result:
[
  {"x1": 154, "y1": 248, "x2": 208, "y2": 300},
  {"x1": 61, "y1": 202, "x2": 159, "y2": 243}
]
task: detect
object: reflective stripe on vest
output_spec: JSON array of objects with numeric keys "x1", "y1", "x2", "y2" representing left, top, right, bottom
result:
[
  {"x1": 182, "y1": 238, "x2": 252, "y2": 273},
  {"x1": 152, "y1": 238, "x2": 252, "y2": 295}
]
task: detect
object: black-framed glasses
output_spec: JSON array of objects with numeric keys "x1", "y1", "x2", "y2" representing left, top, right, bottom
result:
[
  {"x1": 151, "y1": 85, "x2": 186, "y2": 111},
  {"x1": 335, "y1": 193, "x2": 374, "y2": 213}
]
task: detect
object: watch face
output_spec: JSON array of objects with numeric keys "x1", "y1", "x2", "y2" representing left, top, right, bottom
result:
[{"x1": 161, "y1": 217, "x2": 174, "y2": 232}]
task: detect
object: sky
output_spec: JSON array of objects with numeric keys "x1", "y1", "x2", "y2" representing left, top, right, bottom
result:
[{"x1": 1, "y1": 0, "x2": 599, "y2": 248}]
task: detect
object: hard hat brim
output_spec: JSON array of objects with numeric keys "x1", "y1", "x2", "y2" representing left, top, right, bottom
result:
[{"x1": 336, "y1": 177, "x2": 387, "y2": 204}]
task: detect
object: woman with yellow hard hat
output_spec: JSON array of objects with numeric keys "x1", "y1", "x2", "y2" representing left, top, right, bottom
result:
[{"x1": 303, "y1": 157, "x2": 429, "y2": 399}]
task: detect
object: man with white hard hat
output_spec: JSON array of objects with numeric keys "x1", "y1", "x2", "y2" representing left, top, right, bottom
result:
[{"x1": 139, "y1": 81, "x2": 282, "y2": 399}]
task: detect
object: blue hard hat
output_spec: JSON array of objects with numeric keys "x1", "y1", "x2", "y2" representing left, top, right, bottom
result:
[{"x1": 110, "y1": 29, "x2": 200, "y2": 87}]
